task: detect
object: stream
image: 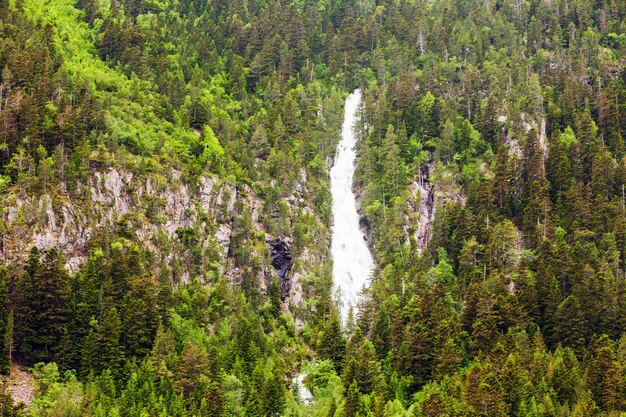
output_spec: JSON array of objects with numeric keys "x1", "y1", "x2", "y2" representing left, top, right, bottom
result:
[{"x1": 330, "y1": 89, "x2": 374, "y2": 323}]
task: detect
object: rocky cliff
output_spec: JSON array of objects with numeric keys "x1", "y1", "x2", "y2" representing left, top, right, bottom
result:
[{"x1": 1, "y1": 164, "x2": 331, "y2": 309}]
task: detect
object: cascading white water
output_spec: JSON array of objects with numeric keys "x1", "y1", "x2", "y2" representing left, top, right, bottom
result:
[
  {"x1": 331, "y1": 89, "x2": 374, "y2": 323},
  {"x1": 292, "y1": 90, "x2": 374, "y2": 404},
  {"x1": 292, "y1": 370, "x2": 313, "y2": 405}
]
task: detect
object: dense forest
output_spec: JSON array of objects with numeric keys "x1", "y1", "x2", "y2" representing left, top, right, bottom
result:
[{"x1": 0, "y1": 0, "x2": 626, "y2": 415}]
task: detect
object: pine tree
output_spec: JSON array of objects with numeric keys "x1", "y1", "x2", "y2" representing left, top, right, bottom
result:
[
  {"x1": 551, "y1": 346, "x2": 581, "y2": 405},
  {"x1": 99, "y1": 306, "x2": 125, "y2": 382},
  {"x1": 602, "y1": 364, "x2": 625, "y2": 411},
  {"x1": 103, "y1": 243, "x2": 131, "y2": 307},
  {"x1": 122, "y1": 275, "x2": 159, "y2": 359},
  {"x1": 262, "y1": 371, "x2": 286, "y2": 417},
  {"x1": 462, "y1": 366, "x2": 508, "y2": 417},
  {"x1": 576, "y1": 108, "x2": 599, "y2": 183},
  {"x1": 174, "y1": 344, "x2": 208, "y2": 397},
  {"x1": 471, "y1": 293, "x2": 501, "y2": 354},
  {"x1": 487, "y1": 220, "x2": 521, "y2": 273},
  {"x1": 354, "y1": 340, "x2": 382, "y2": 395},
  {"x1": 371, "y1": 304, "x2": 391, "y2": 359},
  {"x1": 343, "y1": 381, "x2": 361, "y2": 417},
  {"x1": 0, "y1": 268, "x2": 10, "y2": 374},
  {"x1": 403, "y1": 319, "x2": 434, "y2": 389},
  {"x1": 31, "y1": 248, "x2": 71, "y2": 363},
  {"x1": 585, "y1": 335, "x2": 626, "y2": 410},
  {"x1": 81, "y1": 320, "x2": 98, "y2": 378},
  {"x1": 432, "y1": 338, "x2": 464, "y2": 380},
  {"x1": 500, "y1": 353, "x2": 529, "y2": 414},
  {"x1": 458, "y1": 237, "x2": 485, "y2": 287},
  {"x1": 317, "y1": 312, "x2": 345, "y2": 370},
  {"x1": 522, "y1": 179, "x2": 551, "y2": 246},
  {"x1": 13, "y1": 247, "x2": 39, "y2": 364},
  {"x1": 267, "y1": 278, "x2": 281, "y2": 319},
  {"x1": 80, "y1": 251, "x2": 105, "y2": 321},
  {"x1": 546, "y1": 129, "x2": 574, "y2": 221},
  {"x1": 202, "y1": 379, "x2": 226, "y2": 417},
  {"x1": 381, "y1": 124, "x2": 405, "y2": 198},
  {"x1": 553, "y1": 295, "x2": 586, "y2": 352}
]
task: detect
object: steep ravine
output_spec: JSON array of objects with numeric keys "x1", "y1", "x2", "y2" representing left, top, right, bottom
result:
[
  {"x1": 330, "y1": 89, "x2": 374, "y2": 323},
  {"x1": 292, "y1": 90, "x2": 375, "y2": 404}
]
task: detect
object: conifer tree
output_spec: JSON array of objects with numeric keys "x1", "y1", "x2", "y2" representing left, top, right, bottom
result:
[
  {"x1": 317, "y1": 312, "x2": 345, "y2": 370},
  {"x1": 99, "y1": 306, "x2": 125, "y2": 382},
  {"x1": 24, "y1": 248, "x2": 72, "y2": 364},
  {"x1": 354, "y1": 340, "x2": 381, "y2": 395},
  {"x1": 553, "y1": 295, "x2": 587, "y2": 352},
  {"x1": 0, "y1": 268, "x2": 9, "y2": 374},
  {"x1": 343, "y1": 381, "x2": 361, "y2": 417},
  {"x1": 122, "y1": 275, "x2": 158, "y2": 359},
  {"x1": 262, "y1": 371, "x2": 286, "y2": 417},
  {"x1": 432, "y1": 338, "x2": 464, "y2": 380},
  {"x1": 551, "y1": 346, "x2": 581, "y2": 405},
  {"x1": 13, "y1": 247, "x2": 39, "y2": 364},
  {"x1": 202, "y1": 379, "x2": 226, "y2": 417},
  {"x1": 462, "y1": 366, "x2": 508, "y2": 416}
]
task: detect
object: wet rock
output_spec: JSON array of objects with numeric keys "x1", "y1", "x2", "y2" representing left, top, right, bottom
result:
[
  {"x1": 270, "y1": 240, "x2": 293, "y2": 278},
  {"x1": 358, "y1": 215, "x2": 370, "y2": 235},
  {"x1": 269, "y1": 240, "x2": 293, "y2": 300}
]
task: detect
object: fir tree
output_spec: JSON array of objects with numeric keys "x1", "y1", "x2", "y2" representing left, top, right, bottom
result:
[
  {"x1": 0, "y1": 268, "x2": 10, "y2": 374},
  {"x1": 31, "y1": 249, "x2": 71, "y2": 364}
]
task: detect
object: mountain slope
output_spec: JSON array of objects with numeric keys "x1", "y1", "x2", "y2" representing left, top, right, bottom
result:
[{"x1": 1, "y1": 0, "x2": 626, "y2": 416}]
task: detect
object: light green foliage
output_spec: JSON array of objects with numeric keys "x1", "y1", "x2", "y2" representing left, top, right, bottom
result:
[
  {"x1": 30, "y1": 363, "x2": 82, "y2": 417},
  {"x1": 200, "y1": 125, "x2": 224, "y2": 171},
  {"x1": 560, "y1": 126, "x2": 578, "y2": 147}
]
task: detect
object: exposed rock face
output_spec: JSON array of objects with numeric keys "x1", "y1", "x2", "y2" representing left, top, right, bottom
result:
[
  {"x1": 408, "y1": 159, "x2": 466, "y2": 255},
  {"x1": 500, "y1": 113, "x2": 547, "y2": 159},
  {"x1": 269, "y1": 239, "x2": 293, "y2": 299},
  {"x1": 3, "y1": 169, "x2": 234, "y2": 276},
  {"x1": 270, "y1": 240, "x2": 293, "y2": 278},
  {"x1": 2, "y1": 166, "x2": 324, "y2": 308},
  {"x1": 7, "y1": 363, "x2": 35, "y2": 407},
  {"x1": 415, "y1": 164, "x2": 435, "y2": 254}
]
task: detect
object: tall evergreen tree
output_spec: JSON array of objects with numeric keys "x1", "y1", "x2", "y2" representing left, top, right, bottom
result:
[
  {"x1": 0, "y1": 268, "x2": 10, "y2": 374},
  {"x1": 13, "y1": 247, "x2": 39, "y2": 364},
  {"x1": 31, "y1": 248, "x2": 71, "y2": 364}
]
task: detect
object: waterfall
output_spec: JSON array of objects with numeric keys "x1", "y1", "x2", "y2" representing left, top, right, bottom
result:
[
  {"x1": 330, "y1": 89, "x2": 374, "y2": 323},
  {"x1": 292, "y1": 90, "x2": 374, "y2": 405}
]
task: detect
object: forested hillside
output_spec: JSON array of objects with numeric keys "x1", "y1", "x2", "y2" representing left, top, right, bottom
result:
[{"x1": 0, "y1": 0, "x2": 626, "y2": 416}]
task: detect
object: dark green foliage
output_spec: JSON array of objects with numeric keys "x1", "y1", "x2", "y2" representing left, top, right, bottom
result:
[
  {"x1": 96, "y1": 307, "x2": 124, "y2": 381},
  {"x1": 31, "y1": 249, "x2": 71, "y2": 364},
  {"x1": 316, "y1": 313, "x2": 345, "y2": 370},
  {"x1": 12, "y1": 248, "x2": 39, "y2": 364},
  {"x1": 12, "y1": 248, "x2": 71, "y2": 365},
  {"x1": 262, "y1": 371, "x2": 286, "y2": 417},
  {"x1": 0, "y1": 268, "x2": 10, "y2": 374}
]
